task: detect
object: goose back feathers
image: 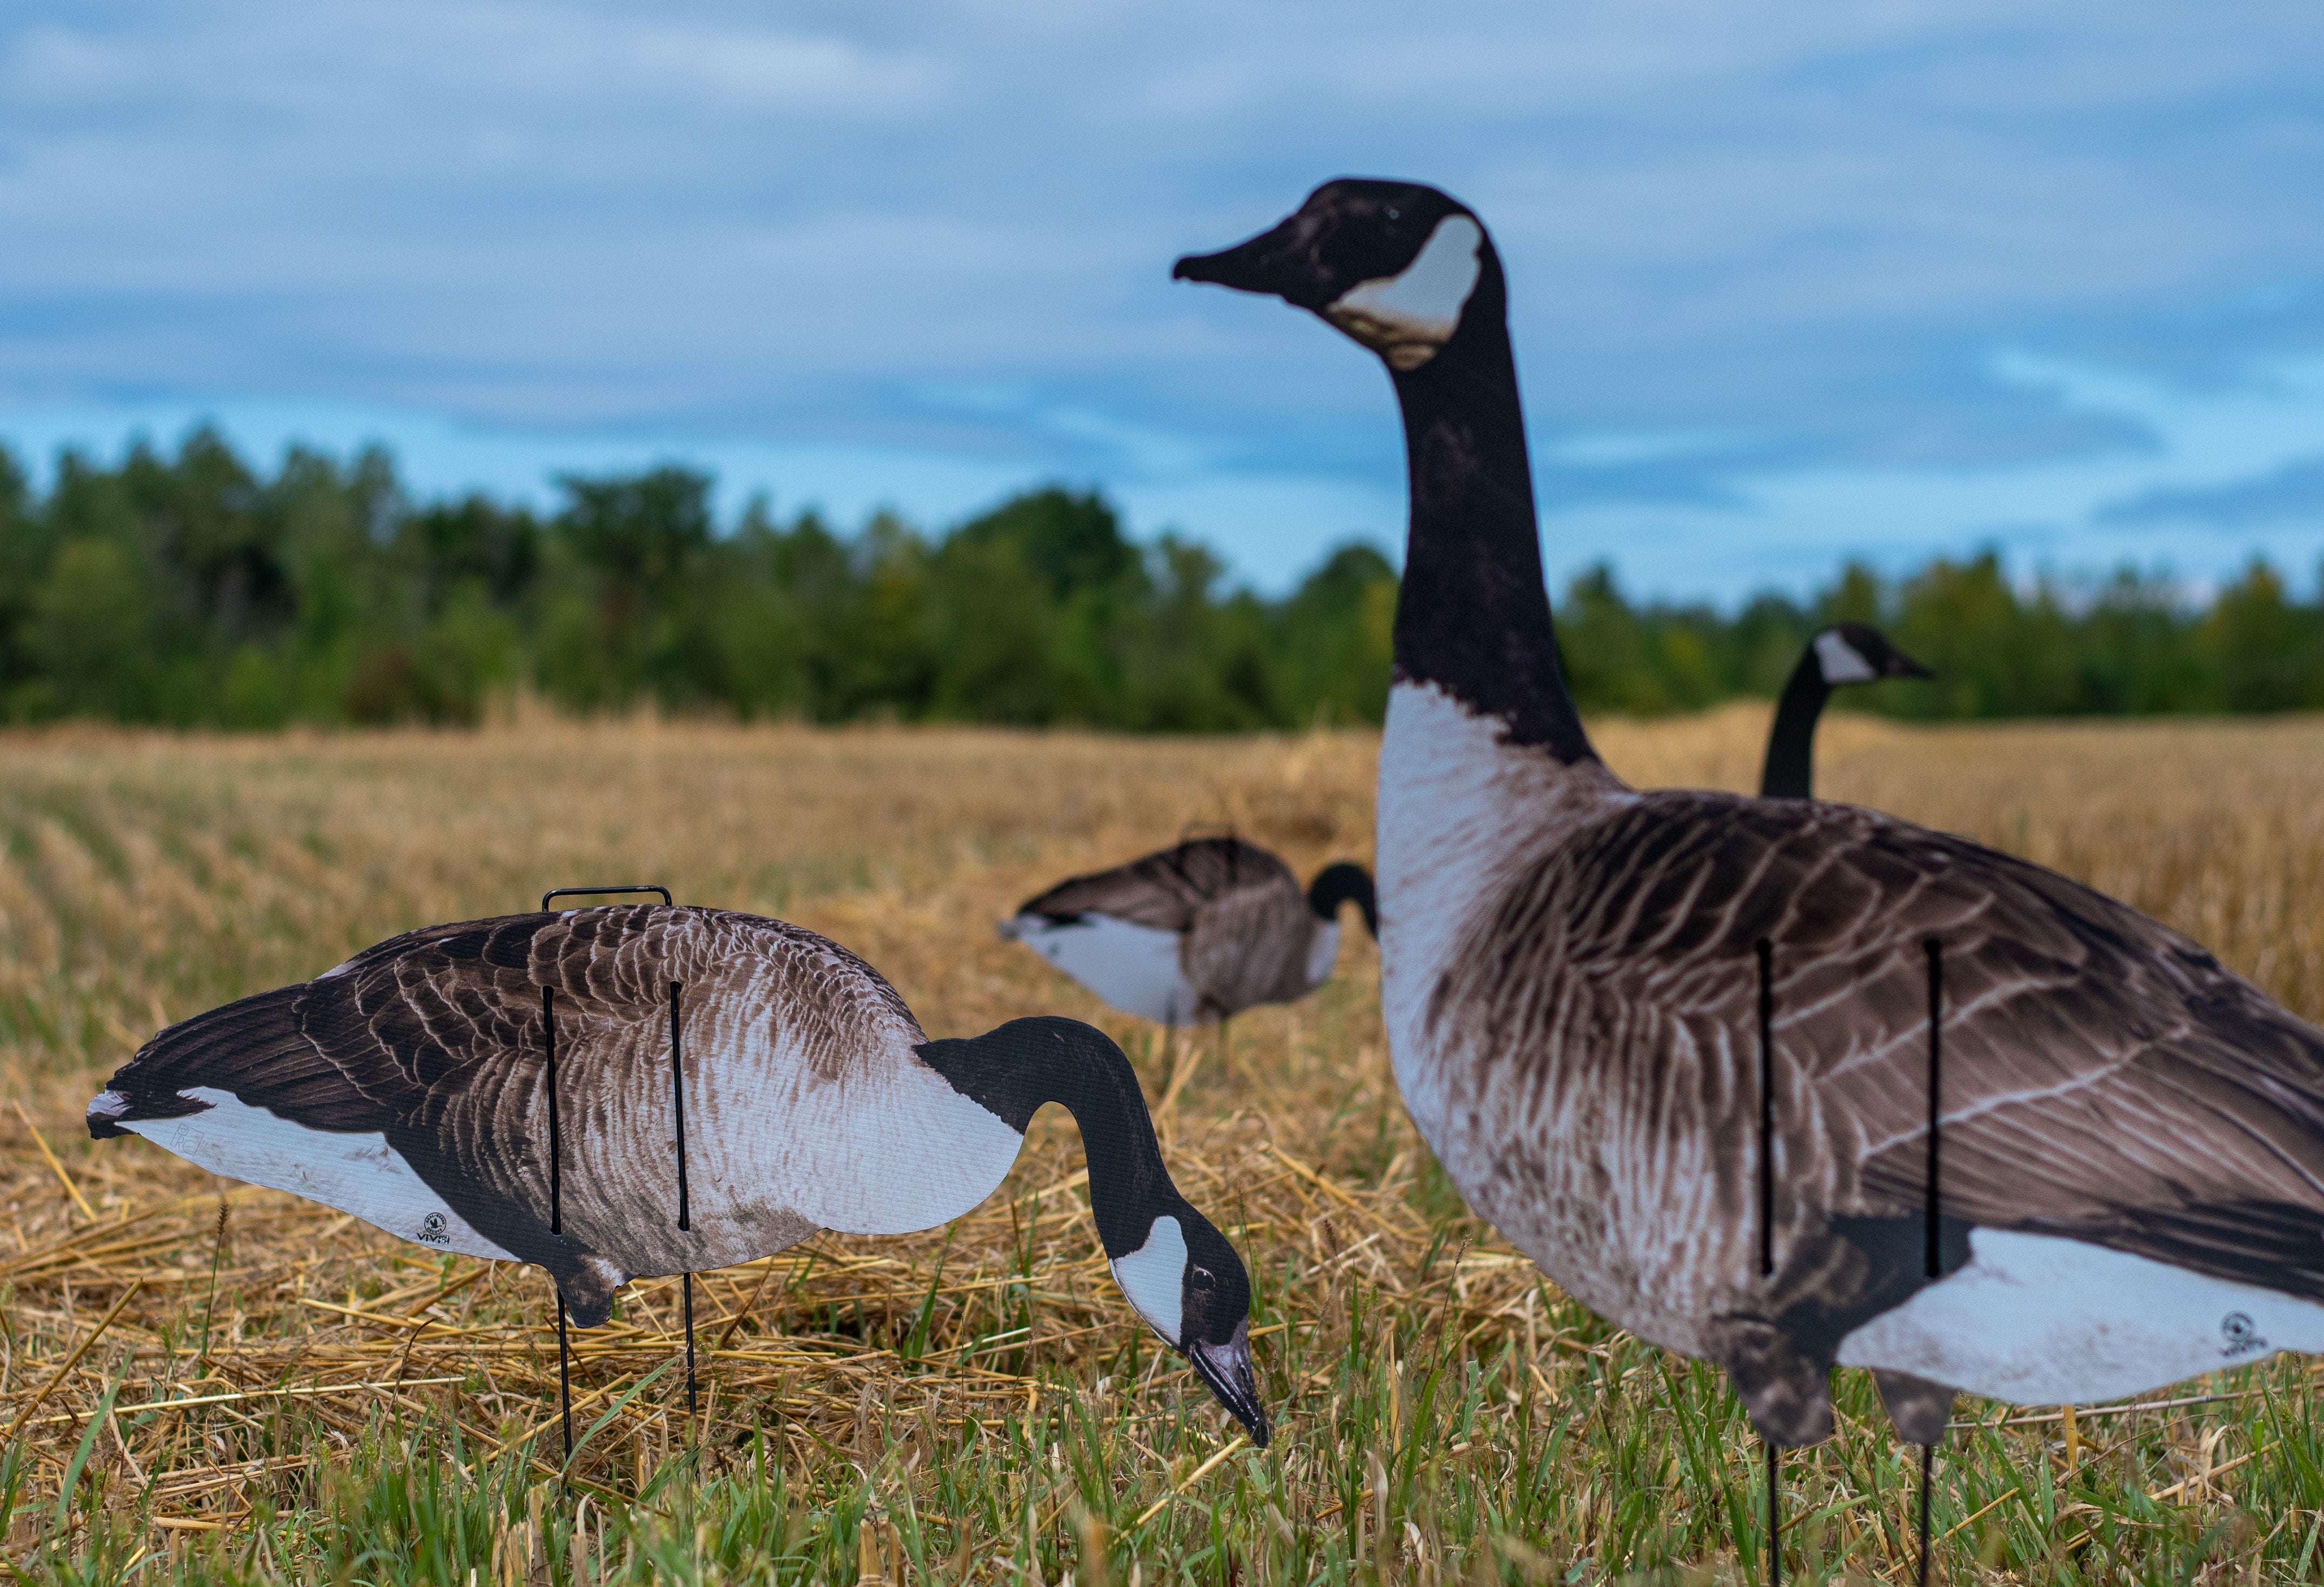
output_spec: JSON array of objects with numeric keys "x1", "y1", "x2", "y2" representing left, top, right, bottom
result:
[
  {"x1": 89, "y1": 904, "x2": 1270, "y2": 1441},
  {"x1": 1180, "y1": 177, "x2": 2324, "y2": 1447},
  {"x1": 1001, "y1": 837, "x2": 1377, "y2": 1024}
]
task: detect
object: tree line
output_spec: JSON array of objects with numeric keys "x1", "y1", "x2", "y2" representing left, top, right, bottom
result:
[{"x1": 1, "y1": 429, "x2": 2319, "y2": 731}]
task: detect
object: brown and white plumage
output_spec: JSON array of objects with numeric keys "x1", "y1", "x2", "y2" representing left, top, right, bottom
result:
[
  {"x1": 88, "y1": 904, "x2": 1271, "y2": 1441},
  {"x1": 1000, "y1": 838, "x2": 1377, "y2": 1025},
  {"x1": 1178, "y1": 177, "x2": 2324, "y2": 1447}
]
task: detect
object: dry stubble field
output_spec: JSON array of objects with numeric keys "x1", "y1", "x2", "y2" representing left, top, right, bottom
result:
[{"x1": 4, "y1": 708, "x2": 2324, "y2": 1585}]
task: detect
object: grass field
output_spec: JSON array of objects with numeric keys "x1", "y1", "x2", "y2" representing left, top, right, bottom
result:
[{"x1": 5, "y1": 708, "x2": 2324, "y2": 1584}]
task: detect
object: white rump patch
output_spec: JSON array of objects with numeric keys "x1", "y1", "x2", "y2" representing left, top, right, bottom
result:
[
  {"x1": 1838, "y1": 1227, "x2": 2324, "y2": 1405},
  {"x1": 117, "y1": 1087, "x2": 516, "y2": 1261},
  {"x1": 1813, "y1": 630, "x2": 1876, "y2": 684},
  {"x1": 1302, "y1": 921, "x2": 1342, "y2": 990},
  {"x1": 1110, "y1": 1214, "x2": 1186, "y2": 1346},
  {"x1": 1005, "y1": 913, "x2": 1199, "y2": 1026},
  {"x1": 1325, "y1": 215, "x2": 1484, "y2": 370}
]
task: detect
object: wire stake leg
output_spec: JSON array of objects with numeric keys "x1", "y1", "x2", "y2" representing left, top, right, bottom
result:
[
  {"x1": 544, "y1": 984, "x2": 573, "y2": 1461},
  {"x1": 670, "y1": 979, "x2": 697, "y2": 1417},
  {"x1": 1766, "y1": 1436, "x2": 1781, "y2": 1587},
  {"x1": 683, "y1": 1273, "x2": 699, "y2": 1418},
  {"x1": 1917, "y1": 1442, "x2": 1934, "y2": 1586},
  {"x1": 1918, "y1": 938, "x2": 1945, "y2": 1584}
]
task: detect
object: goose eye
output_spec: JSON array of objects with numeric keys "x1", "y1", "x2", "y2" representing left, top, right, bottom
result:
[
  {"x1": 1385, "y1": 207, "x2": 1401, "y2": 221},
  {"x1": 1190, "y1": 1266, "x2": 1216, "y2": 1291}
]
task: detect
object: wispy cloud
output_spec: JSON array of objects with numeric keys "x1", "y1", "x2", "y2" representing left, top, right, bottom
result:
[{"x1": 1, "y1": 0, "x2": 2319, "y2": 593}]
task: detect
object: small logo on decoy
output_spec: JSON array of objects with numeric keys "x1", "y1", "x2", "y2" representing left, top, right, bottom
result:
[
  {"x1": 2219, "y1": 1312, "x2": 2266, "y2": 1359},
  {"x1": 419, "y1": 1211, "x2": 451, "y2": 1246}
]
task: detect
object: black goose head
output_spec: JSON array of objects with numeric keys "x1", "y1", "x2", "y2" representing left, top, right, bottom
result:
[
  {"x1": 915, "y1": 1016, "x2": 1270, "y2": 1446},
  {"x1": 1812, "y1": 624, "x2": 1932, "y2": 687},
  {"x1": 1110, "y1": 1198, "x2": 1269, "y2": 1447},
  {"x1": 1174, "y1": 178, "x2": 1499, "y2": 374},
  {"x1": 1306, "y1": 861, "x2": 1379, "y2": 940}
]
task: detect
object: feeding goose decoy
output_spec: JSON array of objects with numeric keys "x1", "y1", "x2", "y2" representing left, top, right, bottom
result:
[
  {"x1": 1759, "y1": 624, "x2": 1932, "y2": 799},
  {"x1": 999, "y1": 837, "x2": 1378, "y2": 1027},
  {"x1": 87, "y1": 905, "x2": 1269, "y2": 1444},
  {"x1": 1177, "y1": 178, "x2": 2324, "y2": 1457}
]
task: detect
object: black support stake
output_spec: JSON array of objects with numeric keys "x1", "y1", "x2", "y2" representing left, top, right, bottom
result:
[
  {"x1": 544, "y1": 985, "x2": 573, "y2": 1461},
  {"x1": 1923, "y1": 939, "x2": 1943, "y2": 1282},
  {"x1": 670, "y1": 979, "x2": 697, "y2": 1417},
  {"x1": 535, "y1": 883, "x2": 673, "y2": 1467},
  {"x1": 1756, "y1": 940, "x2": 1776, "y2": 1279},
  {"x1": 1755, "y1": 939, "x2": 1779, "y2": 1587},
  {"x1": 1918, "y1": 1445, "x2": 1935, "y2": 1586},
  {"x1": 1766, "y1": 1437, "x2": 1781, "y2": 1587},
  {"x1": 1919, "y1": 938, "x2": 1944, "y2": 1586}
]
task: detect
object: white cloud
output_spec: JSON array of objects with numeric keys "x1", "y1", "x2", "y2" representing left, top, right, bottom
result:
[{"x1": 1, "y1": 0, "x2": 2320, "y2": 596}]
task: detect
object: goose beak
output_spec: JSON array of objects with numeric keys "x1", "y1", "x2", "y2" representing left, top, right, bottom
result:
[
  {"x1": 1889, "y1": 650, "x2": 1934, "y2": 680},
  {"x1": 1185, "y1": 1319, "x2": 1271, "y2": 1448},
  {"x1": 1173, "y1": 217, "x2": 1323, "y2": 310}
]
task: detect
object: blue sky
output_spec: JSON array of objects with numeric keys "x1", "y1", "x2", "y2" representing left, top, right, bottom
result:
[{"x1": 3, "y1": 1, "x2": 2321, "y2": 599}]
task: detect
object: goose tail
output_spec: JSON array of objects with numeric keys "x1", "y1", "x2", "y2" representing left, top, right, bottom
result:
[{"x1": 87, "y1": 982, "x2": 341, "y2": 1139}]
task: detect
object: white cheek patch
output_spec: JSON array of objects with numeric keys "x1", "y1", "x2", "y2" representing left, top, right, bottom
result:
[
  {"x1": 1813, "y1": 630, "x2": 1878, "y2": 684},
  {"x1": 1325, "y1": 215, "x2": 1483, "y2": 371},
  {"x1": 1110, "y1": 1213, "x2": 1186, "y2": 1346}
]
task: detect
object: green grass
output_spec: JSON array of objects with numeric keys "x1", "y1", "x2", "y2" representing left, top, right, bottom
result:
[{"x1": 7, "y1": 720, "x2": 2324, "y2": 1583}]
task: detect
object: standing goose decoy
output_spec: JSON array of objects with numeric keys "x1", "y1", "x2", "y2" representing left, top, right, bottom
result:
[
  {"x1": 998, "y1": 837, "x2": 1378, "y2": 1027},
  {"x1": 1759, "y1": 624, "x2": 1932, "y2": 800},
  {"x1": 86, "y1": 906, "x2": 1269, "y2": 1444},
  {"x1": 1176, "y1": 179, "x2": 2324, "y2": 1458}
]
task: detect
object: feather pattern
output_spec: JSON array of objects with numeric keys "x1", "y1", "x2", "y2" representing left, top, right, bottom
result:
[
  {"x1": 1007, "y1": 838, "x2": 1349, "y2": 1021},
  {"x1": 1403, "y1": 759, "x2": 2324, "y2": 1422},
  {"x1": 94, "y1": 907, "x2": 1025, "y2": 1322}
]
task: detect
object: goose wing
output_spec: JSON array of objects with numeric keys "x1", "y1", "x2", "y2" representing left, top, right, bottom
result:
[
  {"x1": 1014, "y1": 838, "x2": 1297, "y2": 931},
  {"x1": 93, "y1": 908, "x2": 960, "y2": 1272},
  {"x1": 1450, "y1": 792, "x2": 2324, "y2": 1302}
]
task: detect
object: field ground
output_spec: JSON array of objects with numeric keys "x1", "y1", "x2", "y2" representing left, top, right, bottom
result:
[{"x1": 5, "y1": 708, "x2": 2324, "y2": 1584}]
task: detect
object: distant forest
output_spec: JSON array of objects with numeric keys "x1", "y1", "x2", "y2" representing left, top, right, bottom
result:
[{"x1": 2, "y1": 429, "x2": 2320, "y2": 731}]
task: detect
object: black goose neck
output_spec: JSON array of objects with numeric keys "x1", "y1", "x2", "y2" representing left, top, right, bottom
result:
[
  {"x1": 1759, "y1": 651, "x2": 1832, "y2": 799},
  {"x1": 915, "y1": 1016, "x2": 1177, "y2": 1259},
  {"x1": 1386, "y1": 305, "x2": 1595, "y2": 764}
]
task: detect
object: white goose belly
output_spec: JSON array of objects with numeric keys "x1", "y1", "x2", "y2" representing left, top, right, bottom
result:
[{"x1": 1838, "y1": 1228, "x2": 2324, "y2": 1404}]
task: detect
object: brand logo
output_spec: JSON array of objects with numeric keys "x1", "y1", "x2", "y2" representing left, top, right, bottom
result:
[
  {"x1": 2219, "y1": 1312, "x2": 2266, "y2": 1359},
  {"x1": 418, "y1": 1211, "x2": 451, "y2": 1246}
]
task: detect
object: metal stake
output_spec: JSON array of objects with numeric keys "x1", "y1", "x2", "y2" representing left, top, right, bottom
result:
[
  {"x1": 670, "y1": 978, "x2": 696, "y2": 1416},
  {"x1": 1756, "y1": 938, "x2": 1779, "y2": 1587},
  {"x1": 1918, "y1": 1443, "x2": 1934, "y2": 1586},
  {"x1": 1756, "y1": 939, "x2": 1776, "y2": 1278},
  {"x1": 1766, "y1": 1436, "x2": 1781, "y2": 1587},
  {"x1": 1919, "y1": 938, "x2": 1944, "y2": 1586},
  {"x1": 535, "y1": 883, "x2": 674, "y2": 1464},
  {"x1": 544, "y1": 984, "x2": 572, "y2": 1460}
]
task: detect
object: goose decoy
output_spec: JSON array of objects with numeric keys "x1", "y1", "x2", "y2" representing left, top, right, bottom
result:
[
  {"x1": 998, "y1": 838, "x2": 1378, "y2": 1027},
  {"x1": 1177, "y1": 179, "x2": 2324, "y2": 1457},
  {"x1": 86, "y1": 906, "x2": 1269, "y2": 1444},
  {"x1": 1759, "y1": 624, "x2": 1931, "y2": 799}
]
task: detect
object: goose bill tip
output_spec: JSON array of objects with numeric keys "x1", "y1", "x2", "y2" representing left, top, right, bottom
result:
[
  {"x1": 1187, "y1": 1333, "x2": 1270, "y2": 1448},
  {"x1": 1172, "y1": 249, "x2": 1234, "y2": 286}
]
